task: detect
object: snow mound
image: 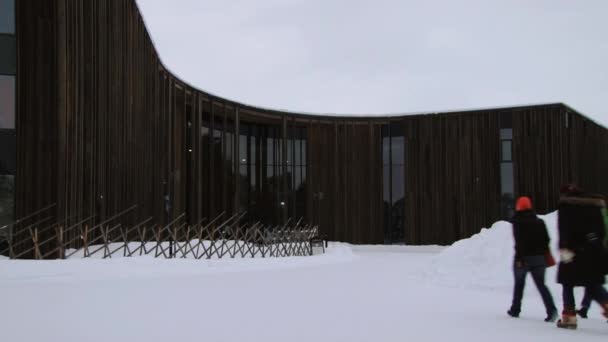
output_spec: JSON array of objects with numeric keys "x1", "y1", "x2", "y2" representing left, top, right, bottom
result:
[{"x1": 431, "y1": 212, "x2": 559, "y2": 291}]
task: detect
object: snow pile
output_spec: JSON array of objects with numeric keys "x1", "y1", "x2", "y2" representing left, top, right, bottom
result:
[{"x1": 431, "y1": 212, "x2": 559, "y2": 291}]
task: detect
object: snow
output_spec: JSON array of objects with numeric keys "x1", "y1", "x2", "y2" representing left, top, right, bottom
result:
[
  {"x1": 431, "y1": 212, "x2": 559, "y2": 292},
  {"x1": 1, "y1": 212, "x2": 608, "y2": 341}
]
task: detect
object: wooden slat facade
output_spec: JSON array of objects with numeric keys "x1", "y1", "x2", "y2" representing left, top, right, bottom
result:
[{"x1": 11, "y1": 0, "x2": 608, "y2": 256}]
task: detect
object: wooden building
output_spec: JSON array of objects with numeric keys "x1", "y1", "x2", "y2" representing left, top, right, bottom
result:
[{"x1": 1, "y1": 0, "x2": 607, "y2": 257}]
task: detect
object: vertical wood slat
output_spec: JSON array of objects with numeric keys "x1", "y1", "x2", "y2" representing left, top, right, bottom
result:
[{"x1": 13, "y1": 0, "x2": 608, "y2": 258}]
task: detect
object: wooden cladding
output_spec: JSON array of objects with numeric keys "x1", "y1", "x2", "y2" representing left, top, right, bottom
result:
[
  {"x1": 513, "y1": 106, "x2": 608, "y2": 213},
  {"x1": 13, "y1": 0, "x2": 608, "y2": 256}
]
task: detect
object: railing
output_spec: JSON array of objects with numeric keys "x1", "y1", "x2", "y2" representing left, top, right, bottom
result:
[{"x1": 0, "y1": 207, "x2": 321, "y2": 260}]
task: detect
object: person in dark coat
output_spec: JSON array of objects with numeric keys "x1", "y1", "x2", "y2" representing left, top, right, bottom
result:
[
  {"x1": 556, "y1": 184, "x2": 608, "y2": 329},
  {"x1": 507, "y1": 196, "x2": 558, "y2": 322}
]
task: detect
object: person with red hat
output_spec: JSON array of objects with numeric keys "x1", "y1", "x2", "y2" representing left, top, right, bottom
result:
[{"x1": 507, "y1": 196, "x2": 558, "y2": 322}]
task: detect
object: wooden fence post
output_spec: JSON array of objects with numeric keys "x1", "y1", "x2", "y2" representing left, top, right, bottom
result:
[
  {"x1": 58, "y1": 225, "x2": 64, "y2": 259},
  {"x1": 33, "y1": 228, "x2": 41, "y2": 260},
  {"x1": 83, "y1": 225, "x2": 89, "y2": 258}
]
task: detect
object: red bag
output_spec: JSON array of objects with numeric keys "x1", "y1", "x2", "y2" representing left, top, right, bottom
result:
[{"x1": 545, "y1": 250, "x2": 556, "y2": 267}]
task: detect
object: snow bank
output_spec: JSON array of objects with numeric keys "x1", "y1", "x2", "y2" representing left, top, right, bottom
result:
[{"x1": 431, "y1": 212, "x2": 559, "y2": 291}]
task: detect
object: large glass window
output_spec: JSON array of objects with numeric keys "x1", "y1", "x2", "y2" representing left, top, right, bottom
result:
[
  {"x1": 239, "y1": 123, "x2": 249, "y2": 213},
  {"x1": 382, "y1": 122, "x2": 406, "y2": 244},
  {"x1": 223, "y1": 115, "x2": 235, "y2": 215},
  {"x1": 288, "y1": 127, "x2": 307, "y2": 222},
  {"x1": 0, "y1": 0, "x2": 15, "y2": 237},
  {"x1": 211, "y1": 104, "x2": 224, "y2": 218},
  {"x1": 500, "y1": 112, "x2": 514, "y2": 218},
  {"x1": 200, "y1": 101, "x2": 211, "y2": 220},
  {"x1": 238, "y1": 122, "x2": 285, "y2": 225}
]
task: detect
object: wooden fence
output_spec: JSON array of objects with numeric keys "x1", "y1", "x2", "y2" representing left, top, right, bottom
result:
[{"x1": 0, "y1": 207, "x2": 321, "y2": 260}]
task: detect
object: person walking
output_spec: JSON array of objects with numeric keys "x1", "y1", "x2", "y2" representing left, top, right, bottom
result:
[
  {"x1": 577, "y1": 290, "x2": 592, "y2": 318},
  {"x1": 578, "y1": 289, "x2": 608, "y2": 322},
  {"x1": 507, "y1": 196, "x2": 558, "y2": 322},
  {"x1": 556, "y1": 184, "x2": 608, "y2": 330}
]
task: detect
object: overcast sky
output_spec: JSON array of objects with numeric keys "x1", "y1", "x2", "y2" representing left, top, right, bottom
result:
[{"x1": 136, "y1": 0, "x2": 608, "y2": 126}]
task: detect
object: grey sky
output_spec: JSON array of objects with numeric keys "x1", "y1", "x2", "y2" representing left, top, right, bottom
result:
[{"x1": 136, "y1": 0, "x2": 608, "y2": 126}]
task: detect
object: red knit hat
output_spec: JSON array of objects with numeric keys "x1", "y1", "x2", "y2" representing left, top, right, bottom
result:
[{"x1": 515, "y1": 196, "x2": 532, "y2": 211}]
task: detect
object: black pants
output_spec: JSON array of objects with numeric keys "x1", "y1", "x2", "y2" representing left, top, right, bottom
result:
[
  {"x1": 563, "y1": 284, "x2": 608, "y2": 312},
  {"x1": 581, "y1": 288, "x2": 592, "y2": 310},
  {"x1": 510, "y1": 257, "x2": 557, "y2": 316}
]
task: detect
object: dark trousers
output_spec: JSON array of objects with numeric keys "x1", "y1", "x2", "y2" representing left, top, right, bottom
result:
[
  {"x1": 563, "y1": 284, "x2": 608, "y2": 312},
  {"x1": 581, "y1": 289, "x2": 592, "y2": 310},
  {"x1": 510, "y1": 258, "x2": 557, "y2": 315}
]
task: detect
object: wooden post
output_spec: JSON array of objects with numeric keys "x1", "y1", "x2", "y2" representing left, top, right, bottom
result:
[
  {"x1": 103, "y1": 226, "x2": 110, "y2": 258},
  {"x1": 33, "y1": 228, "x2": 41, "y2": 260},
  {"x1": 83, "y1": 225, "x2": 89, "y2": 258},
  {"x1": 140, "y1": 226, "x2": 146, "y2": 256},
  {"x1": 58, "y1": 225, "x2": 64, "y2": 259}
]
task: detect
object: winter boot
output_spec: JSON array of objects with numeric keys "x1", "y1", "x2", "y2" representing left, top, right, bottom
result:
[
  {"x1": 507, "y1": 309, "x2": 519, "y2": 318},
  {"x1": 576, "y1": 308, "x2": 588, "y2": 319},
  {"x1": 556, "y1": 312, "x2": 577, "y2": 330},
  {"x1": 545, "y1": 310, "x2": 558, "y2": 323},
  {"x1": 601, "y1": 302, "x2": 608, "y2": 319}
]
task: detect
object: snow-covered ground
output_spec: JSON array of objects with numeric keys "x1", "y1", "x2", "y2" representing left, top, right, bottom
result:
[{"x1": 1, "y1": 212, "x2": 607, "y2": 341}]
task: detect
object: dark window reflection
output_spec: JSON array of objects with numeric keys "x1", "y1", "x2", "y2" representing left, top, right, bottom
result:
[
  {"x1": 238, "y1": 122, "x2": 291, "y2": 225},
  {"x1": 0, "y1": 75, "x2": 14, "y2": 129},
  {"x1": 391, "y1": 137, "x2": 405, "y2": 165},
  {"x1": 391, "y1": 165, "x2": 405, "y2": 203},
  {"x1": 0, "y1": 130, "x2": 15, "y2": 231},
  {"x1": 500, "y1": 128, "x2": 512, "y2": 140},
  {"x1": 0, "y1": 0, "x2": 15, "y2": 234},
  {"x1": 212, "y1": 111, "x2": 224, "y2": 218},
  {"x1": 499, "y1": 114, "x2": 514, "y2": 218},
  {"x1": 224, "y1": 117, "x2": 235, "y2": 215},
  {"x1": 501, "y1": 163, "x2": 514, "y2": 195},
  {"x1": 500, "y1": 112, "x2": 513, "y2": 129},
  {"x1": 0, "y1": 129, "x2": 15, "y2": 175},
  {"x1": 0, "y1": 175, "x2": 14, "y2": 229},
  {"x1": 199, "y1": 104, "x2": 211, "y2": 220},
  {"x1": 383, "y1": 167, "x2": 390, "y2": 203},
  {"x1": 382, "y1": 123, "x2": 406, "y2": 244},
  {"x1": 0, "y1": 35, "x2": 16, "y2": 75},
  {"x1": 501, "y1": 140, "x2": 512, "y2": 162}
]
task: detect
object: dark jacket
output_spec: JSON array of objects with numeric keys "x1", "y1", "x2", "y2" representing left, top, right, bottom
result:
[
  {"x1": 557, "y1": 194, "x2": 607, "y2": 286},
  {"x1": 510, "y1": 210, "x2": 550, "y2": 261}
]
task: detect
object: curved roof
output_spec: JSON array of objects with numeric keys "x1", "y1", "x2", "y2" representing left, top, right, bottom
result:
[{"x1": 134, "y1": 0, "x2": 607, "y2": 125}]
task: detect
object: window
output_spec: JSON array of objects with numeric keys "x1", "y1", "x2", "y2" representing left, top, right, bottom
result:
[
  {"x1": 382, "y1": 122, "x2": 406, "y2": 244},
  {"x1": 0, "y1": 129, "x2": 15, "y2": 174},
  {"x1": 0, "y1": 0, "x2": 15, "y2": 234},
  {"x1": 0, "y1": 75, "x2": 14, "y2": 129},
  {"x1": 0, "y1": 35, "x2": 16, "y2": 75},
  {"x1": 238, "y1": 122, "x2": 286, "y2": 225},
  {"x1": 0, "y1": 130, "x2": 14, "y2": 229},
  {"x1": 0, "y1": 0, "x2": 15, "y2": 34},
  {"x1": 0, "y1": 175, "x2": 13, "y2": 229},
  {"x1": 499, "y1": 112, "x2": 514, "y2": 218},
  {"x1": 501, "y1": 140, "x2": 512, "y2": 162}
]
